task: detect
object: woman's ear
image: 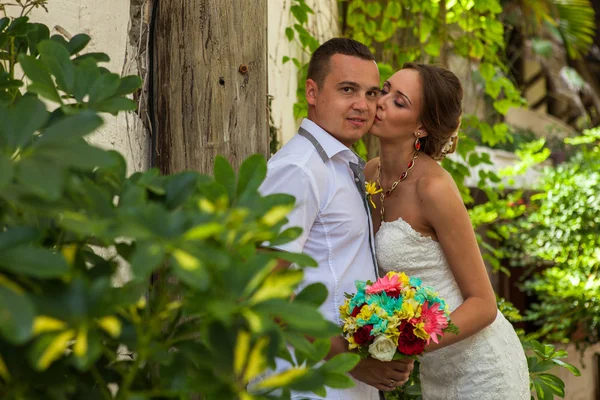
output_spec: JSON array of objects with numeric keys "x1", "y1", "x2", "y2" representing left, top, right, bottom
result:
[
  {"x1": 306, "y1": 79, "x2": 318, "y2": 106},
  {"x1": 417, "y1": 124, "x2": 429, "y2": 138}
]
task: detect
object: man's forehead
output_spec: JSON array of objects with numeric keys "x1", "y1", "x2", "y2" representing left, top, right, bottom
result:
[{"x1": 327, "y1": 56, "x2": 379, "y2": 85}]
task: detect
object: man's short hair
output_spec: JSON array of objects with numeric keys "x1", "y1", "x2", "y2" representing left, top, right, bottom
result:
[{"x1": 307, "y1": 38, "x2": 375, "y2": 87}]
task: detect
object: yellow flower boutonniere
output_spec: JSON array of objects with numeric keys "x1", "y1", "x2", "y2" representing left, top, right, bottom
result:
[{"x1": 365, "y1": 181, "x2": 382, "y2": 208}]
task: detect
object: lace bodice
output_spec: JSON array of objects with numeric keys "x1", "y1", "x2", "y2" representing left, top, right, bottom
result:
[
  {"x1": 375, "y1": 218, "x2": 530, "y2": 400},
  {"x1": 376, "y1": 218, "x2": 463, "y2": 311}
]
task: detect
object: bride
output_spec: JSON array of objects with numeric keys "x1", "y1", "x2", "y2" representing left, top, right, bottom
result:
[{"x1": 365, "y1": 63, "x2": 530, "y2": 399}]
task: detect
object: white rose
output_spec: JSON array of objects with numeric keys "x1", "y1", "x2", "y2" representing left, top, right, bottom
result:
[{"x1": 368, "y1": 335, "x2": 396, "y2": 362}]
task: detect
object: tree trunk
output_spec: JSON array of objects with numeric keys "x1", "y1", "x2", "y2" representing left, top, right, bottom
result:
[{"x1": 152, "y1": 0, "x2": 268, "y2": 175}]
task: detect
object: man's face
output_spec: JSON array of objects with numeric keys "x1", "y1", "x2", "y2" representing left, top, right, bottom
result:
[{"x1": 306, "y1": 54, "x2": 380, "y2": 147}]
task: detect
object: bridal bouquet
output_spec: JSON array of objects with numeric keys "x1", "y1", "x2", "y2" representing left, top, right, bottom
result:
[{"x1": 340, "y1": 271, "x2": 458, "y2": 361}]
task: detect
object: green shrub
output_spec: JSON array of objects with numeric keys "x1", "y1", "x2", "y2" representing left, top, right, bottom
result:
[{"x1": 0, "y1": 8, "x2": 358, "y2": 399}]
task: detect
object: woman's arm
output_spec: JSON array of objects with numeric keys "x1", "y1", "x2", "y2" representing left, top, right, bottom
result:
[{"x1": 418, "y1": 174, "x2": 498, "y2": 352}]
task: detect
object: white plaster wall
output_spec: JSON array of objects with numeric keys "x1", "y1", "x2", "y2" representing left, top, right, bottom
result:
[
  {"x1": 268, "y1": 0, "x2": 339, "y2": 145},
  {"x1": 27, "y1": 0, "x2": 150, "y2": 175}
]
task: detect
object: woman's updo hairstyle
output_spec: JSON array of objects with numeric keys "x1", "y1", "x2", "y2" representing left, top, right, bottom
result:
[{"x1": 403, "y1": 62, "x2": 463, "y2": 160}]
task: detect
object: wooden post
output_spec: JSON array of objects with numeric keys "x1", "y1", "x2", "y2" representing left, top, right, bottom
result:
[{"x1": 152, "y1": 0, "x2": 268, "y2": 175}]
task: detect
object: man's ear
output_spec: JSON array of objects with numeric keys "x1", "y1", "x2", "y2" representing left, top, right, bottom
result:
[{"x1": 306, "y1": 78, "x2": 319, "y2": 106}]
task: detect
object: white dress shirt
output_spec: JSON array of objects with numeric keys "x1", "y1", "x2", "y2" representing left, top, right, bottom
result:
[{"x1": 260, "y1": 118, "x2": 379, "y2": 400}]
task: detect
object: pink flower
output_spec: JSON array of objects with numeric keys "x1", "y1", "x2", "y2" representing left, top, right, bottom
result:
[
  {"x1": 419, "y1": 302, "x2": 449, "y2": 344},
  {"x1": 366, "y1": 274, "x2": 402, "y2": 297}
]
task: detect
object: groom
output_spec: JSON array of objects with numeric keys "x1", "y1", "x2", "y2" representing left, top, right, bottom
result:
[{"x1": 260, "y1": 38, "x2": 414, "y2": 399}]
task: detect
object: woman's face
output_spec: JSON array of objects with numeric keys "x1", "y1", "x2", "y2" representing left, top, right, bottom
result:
[{"x1": 370, "y1": 69, "x2": 424, "y2": 141}]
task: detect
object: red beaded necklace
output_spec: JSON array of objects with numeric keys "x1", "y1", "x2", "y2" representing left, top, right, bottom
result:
[{"x1": 376, "y1": 151, "x2": 419, "y2": 221}]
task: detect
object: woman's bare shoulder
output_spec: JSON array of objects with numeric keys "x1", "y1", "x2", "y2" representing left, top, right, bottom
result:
[
  {"x1": 415, "y1": 160, "x2": 462, "y2": 203},
  {"x1": 365, "y1": 157, "x2": 380, "y2": 181}
]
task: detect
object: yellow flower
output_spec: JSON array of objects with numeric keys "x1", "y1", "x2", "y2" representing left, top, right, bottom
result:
[
  {"x1": 339, "y1": 301, "x2": 350, "y2": 318},
  {"x1": 397, "y1": 272, "x2": 410, "y2": 287},
  {"x1": 365, "y1": 181, "x2": 382, "y2": 208},
  {"x1": 347, "y1": 334, "x2": 358, "y2": 349},
  {"x1": 343, "y1": 317, "x2": 358, "y2": 334},
  {"x1": 413, "y1": 321, "x2": 429, "y2": 340},
  {"x1": 356, "y1": 303, "x2": 379, "y2": 321},
  {"x1": 385, "y1": 316, "x2": 403, "y2": 343},
  {"x1": 398, "y1": 298, "x2": 419, "y2": 320},
  {"x1": 402, "y1": 286, "x2": 416, "y2": 299}
]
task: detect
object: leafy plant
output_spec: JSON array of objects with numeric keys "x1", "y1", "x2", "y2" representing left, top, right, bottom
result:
[
  {"x1": 525, "y1": 340, "x2": 581, "y2": 399},
  {"x1": 0, "y1": 9, "x2": 360, "y2": 400},
  {"x1": 502, "y1": 132, "x2": 600, "y2": 345}
]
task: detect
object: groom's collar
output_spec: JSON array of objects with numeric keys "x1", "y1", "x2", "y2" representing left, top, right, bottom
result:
[{"x1": 298, "y1": 118, "x2": 365, "y2": 167}]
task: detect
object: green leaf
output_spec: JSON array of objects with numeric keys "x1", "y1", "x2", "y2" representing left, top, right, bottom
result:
[
  {"x1": 38, "y1": 40, "x2": 75, "y2": 92},
  {"x1": 294, "y1": 282, "x2": 328, "y2": 307},
  {"x1": 214, "y1": 155, "x2": 236, "y2": 201},
  {"x1": 130, "y1": 242, "x2": 165, "y2": 280},
  {"x1": 67, "y1": 34, "x2": 91, "y2": 55},
  {"x1": 36, "y1": 139, "x2": 114, "y2": 169},
  {"x1": 285, "y1": 27, "x2": 294, "y2": 42},
  {"x1": 479, "y1": 63, "x2": 495, "y2": 81},
  {"x1": 171, "y1": 253, "x2": 210, "y2": 290},
  {"x1": 384, "y1": 1, "x2": 402, "y2": 19},
  {"x1": 530, "y1": 359, "x2": 556, "y2": 373},
  {"x1": 0, "y1": 95, "x2": 48, "y2": 150},
  {"x1": 0, "y1": 283, "x2": 35, "y2": 344},
  {"x1": 0, "y1": 79, "x2": 23, "y2": 90},
  {"x1": 236, "y1": 154, "x2": 267, "y2": 199},
  {"x1": 27, "y1": 82, "x2": 62, "y2": 103},
  {"x1": 533, "y1": 376, "x2": 556, "y2": 399},
  {"x1": 27, "y1": 23, "x2": 50, "y2": 58},
  {"x1": 424, "y1": 35, "x2": 441, "y2": 57},
  {"x1": 290, "y1": 5, "x2": 308, "y2": 24},
  {"x1": 50, "y1": 34, "x2": 70, "y2": 48},
  {"x1": 322, "y1": 372, "x2": 355, "y2": 389},
  {"x1": 0, "y1": 227, "x2": 41, "y2": 252},
  {"x1": 6, "y1": 17, "x2": 31, "y2": 36},
  {"x1": 165, "y1": 171, "x2": 202, "y2": 209},
  {"x1": 17, "y1": 156, "x2": 63, "y2": 199},
  {"x1": 73, "y1": 58, "x2": 101, "y2": 102},
  {"x1": 115, "y1": 75, "x2": 142, "y2": 96},
  {"x1": 493, "y1": 99, "x2": 514, "y2": 115},
  {"x1": 0, "y1": 17, "x2": 9, "y2": 32},
  {"x1": 282, "y1": 56, "x2": 290, "y2": 64},
  {"x1": 366, "y1": 2, "x2": 382, "y2": 18},
  {"x1": 73, "y1": 52, "x2": 111, "y2": 64},
  {"x1": 269, "y1": 227, "x2": 302, "y2": 246},
  {"x1": 420, "y1": 18, "x2": 434, "y2": 43},
  {"x1": 0, "y1": 246, "x2": 69, "y2": 278},
  {"x1": 29, "y1": 330, "x2": 75, "y2": 371},
  {"x1": 469, "y1": 39, "x2": 485, "y2": 59},
  {"x1": 365, "y1": 20, "x2": 377, "y2": 36},
  {"x1": 18, "y1": 55, "x2": 61, "y2": 102},
  {"x1": 255, "y1": 300, "x2": 340, "y2": 337},
  {"x1": 36, "y1": 111, "x2": 103, "y2": 146},
  {"x1": 88, "y1": 73, "x2": 121, "y2": 104},
  {"x1": 552, "y1": 359, "x2": 581, "y2": 376},
  {"x1": 320, "y1": 352, "x2": 360, "y2": 374},
  {"x1": 0, "y1": 153, "x2": 13, "y2": 189},
  {"x1": 537, "y1": 373, "x2": 565, "y2": 396},
  {"x1": 269, "y1": 250, "x2": 317, "y2": 267},
  {"x1": 95, "y1": 97, "x2": 138, "y2": 115}
]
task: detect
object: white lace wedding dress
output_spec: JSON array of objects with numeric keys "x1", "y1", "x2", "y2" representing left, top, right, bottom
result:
[{"x1": 376, "y1": 218, "x2": 530, "y2": 400}]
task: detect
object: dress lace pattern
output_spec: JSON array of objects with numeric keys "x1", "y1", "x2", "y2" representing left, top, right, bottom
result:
[{"x1": 376, "y1": 218, "x2": 530, "y2": 399}]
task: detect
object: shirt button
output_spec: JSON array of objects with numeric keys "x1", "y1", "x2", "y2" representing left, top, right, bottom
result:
[{"x1": 355, "y1": 178, "x2": 359, "y2": 182}]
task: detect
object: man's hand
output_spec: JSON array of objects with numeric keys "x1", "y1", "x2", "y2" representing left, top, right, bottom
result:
[{"x1": 350, "y1": 358, "x2": 415, "y2": 392}]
